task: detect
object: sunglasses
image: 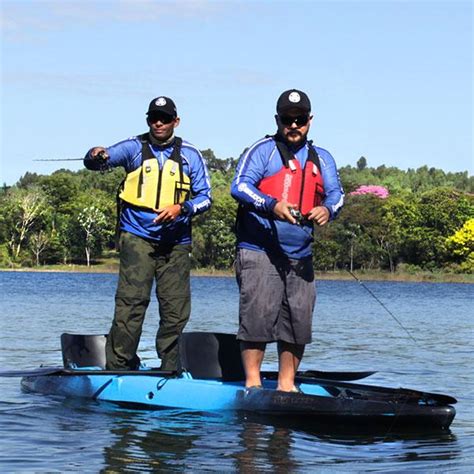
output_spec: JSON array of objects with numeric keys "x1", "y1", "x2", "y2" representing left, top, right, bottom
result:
[
  {"x1": 148, "y1": 114, "x2": 175, "y2": 124},
  {"x1": 279, "y1": 115, "x2": 310, "y2": 127}
]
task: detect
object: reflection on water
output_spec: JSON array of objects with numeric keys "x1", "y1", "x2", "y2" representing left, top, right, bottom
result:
[
  {"x1": 0, "y1": 272, "x2": 473, "y2": 471},
  {"x1": 234, "y1": 421, "x2": 298, "y2": 472},
  {"x1": 18, "y1": 398, "x2": 456, "y2": 473},
  {"x1": 0, "y1": 384, "x2": 466, "y2": 472},
  {"x1": 54, "y1": 402, "x2": 463, "y2": 472}
]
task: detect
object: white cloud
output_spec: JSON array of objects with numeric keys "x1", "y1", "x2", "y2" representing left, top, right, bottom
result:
[
  {"x1": 3, "y1": 64, "x2": 276, "y2": 98},
  {"x1": 1, "y1": 0, "x2": 226, "y2": 42}
]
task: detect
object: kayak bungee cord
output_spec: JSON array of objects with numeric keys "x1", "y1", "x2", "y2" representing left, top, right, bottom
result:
[
  {"x1": 92, "y1": 377, "x2": 115, "y2": 400},
  {"x1": 346, "y1": 269, "x2": 419, "y2": 345}
]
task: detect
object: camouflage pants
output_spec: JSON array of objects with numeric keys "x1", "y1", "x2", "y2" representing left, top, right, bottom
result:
[{"x1": 105, "y1": 231, "x2": 191, "y2": 370}]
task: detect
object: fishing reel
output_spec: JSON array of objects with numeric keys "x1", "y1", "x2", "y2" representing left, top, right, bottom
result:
[
  {"x1": 95, "y1": 150, "x2": 110, "y2": 174},
  {"x1": 96, "y1": 150, "x2": 109, "y2": 161},
  {"x1": 289, "y1": 208, "x2": 305, "y2": 225}
]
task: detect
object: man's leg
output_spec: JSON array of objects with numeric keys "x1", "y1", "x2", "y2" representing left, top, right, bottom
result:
[
  {"x1": 155, "y1": 244, "x2": 191, "y2": 371},
  {"x1": 277, "y1": 341, "x2": 304, "y2": 391},
  {"x1": 240, "y1": 341, "x2": 266, "y2": 388},
  {"x1": 276, "y1": 257, "x2": 314, "y2": 391},
  {"x1": 236, "y1": 248, "x2": 285, "y2": 388},
  {"x1": 106, "y1": 232, "x2": 155, "y2": 370}
]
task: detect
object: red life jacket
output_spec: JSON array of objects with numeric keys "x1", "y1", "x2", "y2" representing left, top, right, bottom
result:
[{"x1": 258, "y1": 138, "x2": 325, "y2": 216}]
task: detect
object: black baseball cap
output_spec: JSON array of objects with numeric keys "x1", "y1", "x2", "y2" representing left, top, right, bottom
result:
[
  {"x1": 276, "y1": 89, "x2": 311, "y2": 115},
  {"x1": 146, "y1": 96, "x2": 177, "y2": 118}
]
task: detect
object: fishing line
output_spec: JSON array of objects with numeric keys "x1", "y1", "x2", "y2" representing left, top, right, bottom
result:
[
  {"x1": 294, "y1": 218, "x2": 419, "y2": 346},
  {"x1": 346, "y1": 269, "x2": 419, "y2": 346}
]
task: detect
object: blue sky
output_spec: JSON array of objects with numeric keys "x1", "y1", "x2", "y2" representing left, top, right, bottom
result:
[{"x1": 1, "y1": 0, "x2": 472, "y2": 185}]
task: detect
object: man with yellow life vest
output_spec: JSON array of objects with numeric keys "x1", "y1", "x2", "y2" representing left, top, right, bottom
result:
[
  {"x1": 231, "y1": 89, "x2": 344, "y2": 393},
  {"x1": 84, "y1": 96, "x2": 212, "y2": 371}
]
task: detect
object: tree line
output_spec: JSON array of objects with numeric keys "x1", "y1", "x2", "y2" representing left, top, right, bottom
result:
[{"x1": 1, "y1": 152, "x2": 473, "y2": 274}]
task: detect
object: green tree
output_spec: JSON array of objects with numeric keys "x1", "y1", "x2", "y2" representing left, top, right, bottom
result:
[
  {"x1": 1, "y1": 151, "x2": 472, "y2": 273},
  {"x1": 357, "y1": 156, "x2": 367, "y2": 170},
  {"x1": 401, "y1": 188, "x2": 473, "y2": 268},
  {"x1": 39, "y1": 171, "x2": 81, "y2": 212},
  {"x1": 193, "y1": 193, "x2": 237, "y2": 269}
]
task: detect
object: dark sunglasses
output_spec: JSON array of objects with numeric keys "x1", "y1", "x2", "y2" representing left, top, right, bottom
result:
[
  {"x1": 148, "y1": 114, "x2": 175, "y2": 124},
  {"x1": 279, "y1": 115, "x2": 310, "y2": 127}
]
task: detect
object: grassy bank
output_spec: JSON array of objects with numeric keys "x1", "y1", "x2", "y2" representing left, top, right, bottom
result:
[{"x1": 1, "y1": 260, "x2": 472, "y2": 283}]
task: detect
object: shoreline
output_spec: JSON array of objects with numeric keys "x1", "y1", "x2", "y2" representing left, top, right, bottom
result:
[{"x1": 1, "y1": 266, "x2": 472, "y2": 284}]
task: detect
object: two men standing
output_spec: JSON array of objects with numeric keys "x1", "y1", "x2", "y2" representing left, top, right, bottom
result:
[{"x1": 85, "y1": 89, "x2": 344, "y2": 392}]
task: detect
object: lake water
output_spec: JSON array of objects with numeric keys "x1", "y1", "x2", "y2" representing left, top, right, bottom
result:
[{"x1": 0, "y1": 271, "x2": 473, "y2": 472}]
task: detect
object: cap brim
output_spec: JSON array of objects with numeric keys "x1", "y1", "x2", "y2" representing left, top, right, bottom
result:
[
  {"x1": 277, "y1": 105, "x2": 310, "y2": 115},
  {"x1": 146, "y1": 111, "x2": 175, "y2": 117}
]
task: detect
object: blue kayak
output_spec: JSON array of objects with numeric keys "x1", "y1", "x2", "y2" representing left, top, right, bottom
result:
[{"x1": 12, "y1": 332, "x2": 457, "y2": 432}]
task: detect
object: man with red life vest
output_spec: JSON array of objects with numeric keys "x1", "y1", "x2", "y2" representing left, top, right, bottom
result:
[
  {"x1": 84, "y1": 96, "x2": 212, "y2": 371},
  {"x1": 231, "y1": 89, "x2": 344, "y2": 392}
]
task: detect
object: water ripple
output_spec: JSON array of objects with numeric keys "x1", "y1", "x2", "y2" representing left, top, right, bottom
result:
[{"x1": 0, "y1": 273, "x2": 473, "y2": 472}]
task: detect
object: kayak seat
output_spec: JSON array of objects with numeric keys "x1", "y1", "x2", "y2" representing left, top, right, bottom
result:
[
  {"x1": 178, "y1": 332, "x2": 245, "y2": 382},
  {"x1": 61, "y1": 333, "x2": 107, "y2": 369}
]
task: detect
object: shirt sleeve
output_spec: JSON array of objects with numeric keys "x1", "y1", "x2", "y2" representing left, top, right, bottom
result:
[
  {"x1": 83, "y1": 138, "x2": 141, "y2": 172},
  {"x1": 230, "y1": 142, "x2": 278, "y2": 213},
  {"x1": 183, "y1": 146, "x2": 212, "y2": 216},
  {"x1": 317, "y1": 147, "x2": 345, "y2": 220}
]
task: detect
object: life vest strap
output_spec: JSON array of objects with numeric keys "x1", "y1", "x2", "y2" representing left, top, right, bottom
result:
[{"x1": 271, "y1": 135, "x2": 321, "y2": 174}]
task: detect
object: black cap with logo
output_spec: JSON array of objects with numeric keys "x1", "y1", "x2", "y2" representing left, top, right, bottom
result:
[
  {"x1": 276, "y1": 89, "x2": 311, "y2": 115},
  {"x1": 146, "y1": 96, "x2": 177, "y2": 118}
]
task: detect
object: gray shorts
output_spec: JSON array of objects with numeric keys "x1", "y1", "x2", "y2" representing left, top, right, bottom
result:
[{"x1": 235, "y1": 248, "x2": 316, "y2": 345}]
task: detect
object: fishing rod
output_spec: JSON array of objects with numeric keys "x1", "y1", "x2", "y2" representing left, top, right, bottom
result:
[
  {"x1": 33, "y1": 151, "x2": 110, "y2": 173},
  {"x1": 346, "y1": 269, "x2": 419, "y2": 345},
  {"x1": 34, "y1": 151, "x2": 108, "y2": 162},
  {"x1": 33, "y1": 158, "x2": 83, "y2": 162}
]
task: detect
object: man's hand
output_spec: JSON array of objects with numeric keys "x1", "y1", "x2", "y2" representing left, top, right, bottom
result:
[
  {"x1": 153, "y1": 204, "x2": 182, "y2": 223},
  {"x1": 90, "y1": 147, "x2": 109, "y2": 161},
  {"x1": 307, "y1": 206, "x2": 330, "y2": 226},
  {"x1": 273, "y1": 201, "x2": 299, "y2": 224}
]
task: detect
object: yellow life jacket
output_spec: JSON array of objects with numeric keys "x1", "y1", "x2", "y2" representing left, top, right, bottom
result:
[{"x1": 119, "y1": 135, "x2": 191, "y2": 210}]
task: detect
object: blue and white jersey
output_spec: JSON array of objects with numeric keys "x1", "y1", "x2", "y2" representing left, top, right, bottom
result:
[
  {"x1": 231, "y1": 136, "x2": 344, "y2": 259},
  {"x1": 84, "y1": 135, "x2": 212, "y2": 244}
]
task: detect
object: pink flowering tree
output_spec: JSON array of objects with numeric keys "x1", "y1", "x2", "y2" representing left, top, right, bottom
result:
[{"x1": 350, "y1": 185, "x2": 389, "y2": 199}]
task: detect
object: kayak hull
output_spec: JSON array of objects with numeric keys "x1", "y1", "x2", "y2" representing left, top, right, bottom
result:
[
  {"x1": 20, "y1": 370, "x2": 456, "y2": 433},
  {"x1": 16, "y1": 332, "x2": 456, "y2": 433}
]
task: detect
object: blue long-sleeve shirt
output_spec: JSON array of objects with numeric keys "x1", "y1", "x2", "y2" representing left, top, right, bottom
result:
[
  {"x1": 231, "y1": 136, "x2": 344, "y2": 258},
  {"x1": 84, "y1": 135, "x2": 212, "y2": 244}
]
